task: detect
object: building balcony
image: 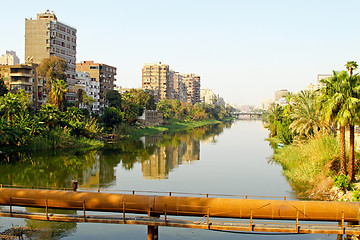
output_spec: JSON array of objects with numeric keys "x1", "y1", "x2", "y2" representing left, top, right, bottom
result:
[{"x1": 10, "y1": 73, "x2": 32, "y2": 77}]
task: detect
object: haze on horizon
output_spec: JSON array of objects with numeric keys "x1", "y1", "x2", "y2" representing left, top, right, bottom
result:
[{"x1": 1, "y1": 0, "x2": 359, "y2": 106}]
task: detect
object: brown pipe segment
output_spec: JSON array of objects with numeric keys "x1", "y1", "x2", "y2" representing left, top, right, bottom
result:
[{"x1": 0, "y1": 188, "x2": 359, "y2": 222}]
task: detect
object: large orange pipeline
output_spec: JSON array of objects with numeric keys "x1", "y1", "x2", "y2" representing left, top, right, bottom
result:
[{"x1": 0, "y1": 188, "x2": 359, "y2": 222}]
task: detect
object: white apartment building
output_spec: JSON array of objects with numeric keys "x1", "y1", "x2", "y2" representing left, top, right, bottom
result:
[{"x1": 76, "y1": 71, "x2": 100, "y2": 113}]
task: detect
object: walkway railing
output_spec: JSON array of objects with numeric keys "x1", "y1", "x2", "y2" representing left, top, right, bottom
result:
[{"x1": 0, "y1": 186, "x2": 359, "y2": 239}]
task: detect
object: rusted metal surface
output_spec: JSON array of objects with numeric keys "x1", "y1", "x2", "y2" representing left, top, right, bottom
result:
[{"x1": 0, "y1": 188, "x2": 360, "y2": 223}]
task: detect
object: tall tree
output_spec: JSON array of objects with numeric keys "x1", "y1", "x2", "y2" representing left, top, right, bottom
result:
[
  {"x1": 50, "y1": 79, "x2": 68, "y2": 110},
  {"x1": 318, "y1": 70, "x2": 360, "y2": 177},
  {"x1": 37, "y1": 56, "x2": 67, "y2": 94},
  {"x1": 77, "y1": 88, "x2": 84, "y2": 108},
  {"x1": 345, "y1": 61, "x2": 358, "y2": 77},
  {"x1": 344, "y1": 61, "x2": 360, "y2": 180},
  {"x1": 289, "y1": 90, "x2": 326, "y2": 138},
  {"x1": 284, "y1": 92, "x2": 294, "y2": 114},
  {"x1": 106, "y1": 90, "x2": 122, "y2": 109}
]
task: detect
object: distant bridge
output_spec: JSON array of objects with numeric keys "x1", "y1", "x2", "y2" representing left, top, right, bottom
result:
[
  {"x1": 232, "y1": 112, "x2": 263, "y2": 119},
  {"x1": 1, "y1": 187, "x2": 360, "y2": 239}
]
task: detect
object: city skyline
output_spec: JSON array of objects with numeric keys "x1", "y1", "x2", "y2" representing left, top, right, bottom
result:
[{"x1": 1, "y1": 0, "x2": 359, "y2": 105}]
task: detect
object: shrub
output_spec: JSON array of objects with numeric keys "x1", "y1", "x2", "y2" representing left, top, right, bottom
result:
[
  {"x1": 353, "y1": 189, "x2": 360, "y2": 202},
  {"x1": 333, "y1": 174, "x2": 353, "y2": 192}
]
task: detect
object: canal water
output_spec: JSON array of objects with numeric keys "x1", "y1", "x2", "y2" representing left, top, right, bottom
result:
[{"x1": 0, "y1": 120, "x2": 336, "y2": 239}]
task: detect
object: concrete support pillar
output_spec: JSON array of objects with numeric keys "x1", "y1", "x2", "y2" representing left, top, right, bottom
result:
[{"x1": 147, "y1": 226, "x2": 158, "y2": 240}]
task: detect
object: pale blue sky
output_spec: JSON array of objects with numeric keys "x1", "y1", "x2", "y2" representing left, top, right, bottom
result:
[{"x1": 1, "y1": 0, "x2": 359, "y2": 105}]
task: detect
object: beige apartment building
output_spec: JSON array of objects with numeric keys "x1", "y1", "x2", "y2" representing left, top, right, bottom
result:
[
  {"x1": 172, "y1": 71, "x2": 187, "y2": 103},
  {"x1": 76, "y1": 61, "x2": 117, "y2": 110},
  {"x1": 0, "y1": 51, "x2": 20, "y2": 65},
  {"x1": 25, "y1": 10, "x2": 77, "y2": 100},
  {"x1": 274, "y1": 89, "x2": 288, "y2": 102},
  {"x1": 0, "y1": 62, "x2": 42, "y2": 107},
  {"x1": 142, "y1": 62, "x2": 174, "y2": 102},
  {"x1": 182, "y1": 74, "x2": 201, "y2": 105}
]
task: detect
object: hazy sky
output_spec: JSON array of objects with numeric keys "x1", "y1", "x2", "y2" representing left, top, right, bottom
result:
[{"x1": 1, "y1": 0, "x2": 359, "y2": 106}]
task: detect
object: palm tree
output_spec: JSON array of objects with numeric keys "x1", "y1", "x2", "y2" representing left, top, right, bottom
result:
[
  {"x1": 344, "y1": 61, "x2": 360, "y2": 180},
  {"x1": 284, "y1": 92, "x2": 294, "y2": 114},
  {"x1": 345, "y1": 61, "x2": 358, "y2": 77},
  {"x1": 50, "y1": 79, "x2": 68, "y2": 110},
  {"x1": 267, "y1": 103, "x2": 283, "y2": 137},
  {"x1": 289, "y1": 90, "x2": 327, "y2": 138},
  {"x1": 318, "y1": 70, "x2": 351, "y2": 175}
]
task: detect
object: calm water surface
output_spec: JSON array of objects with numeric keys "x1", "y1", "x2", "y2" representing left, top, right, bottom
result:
[{"x1": 0, "y1": 120, "x2": 337, "y2": 239}]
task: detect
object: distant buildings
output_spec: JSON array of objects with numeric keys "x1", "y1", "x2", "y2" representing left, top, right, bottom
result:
[
  {"x1": 141, "y1": 62, "x2": 201, "y2": 104},
  {"x1": 25, "y1": 10, "x2": 77, "y2": 100},
  {"x1": 274, "y1": 89, "x2": 288, "y2": 102},
  {"x1": 200, "y1": 88, "x2": 225, "y2": 106},
  {"x1": 142, "y1": 62, "x2": 173, "y2": 102},
  {"x1": 260, "y1": 98, "x2": 274, "y2": 110},
  {"x1": 182, "y1": 74, "x2": 201, "y2": 105},
  {"x1": 0, "y1": 51, "x2": 20, "y2": 65},
  {"x1": 76, "y1": 61, "x2": 117, "y2": 111},
  {"x1": 173, "y1": 71, "x2": 187, "y2": 103}
]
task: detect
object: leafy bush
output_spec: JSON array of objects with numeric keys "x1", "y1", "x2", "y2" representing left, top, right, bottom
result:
[
  {"x1": 333, "y1": 174, "x2": 353, "y2": 192},
  {"x1": 353, "y1": 189, "x2": 360, "y2": 201}
]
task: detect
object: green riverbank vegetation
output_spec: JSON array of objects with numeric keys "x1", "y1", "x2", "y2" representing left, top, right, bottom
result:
[
  {"x1": 266, "y1": 61, "x2": 360, "y2": 200},
  {"x1": 0, "y1": 56, "x2": 234, "y2": 152}
]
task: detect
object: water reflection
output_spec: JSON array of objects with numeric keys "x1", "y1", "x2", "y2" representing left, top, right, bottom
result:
[{"x1": 0, "y1": 122, "x2": 233, "y2": 188}]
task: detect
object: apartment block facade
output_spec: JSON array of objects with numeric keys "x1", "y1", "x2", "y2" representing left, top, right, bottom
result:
[
  {"x1": 173, "y1": 71, "x2": 187, "y2": 103},
  {"x1": 76, "y1": 71, "x2": 100, "y2": 113},
  {"x1": 142, "y1": 63, "x2": 174, "y2": 102},
  {"x1": 25, "y1": 10, "x2": 77, "y2": 99},
  {"x1": 76, "y1": 61, "x2": 116, "y2": 111},
  {"x1": 0, "y1": 51, "x2": 20, "y2": 65},
  {"x1": 0, "y1": 62, "x2": 41, "y2": 107},
  {"x1": 182, "y1": 74, "x2": 201, "y2": 105}
]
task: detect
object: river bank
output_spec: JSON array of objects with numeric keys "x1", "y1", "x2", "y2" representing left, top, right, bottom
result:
[
  {"x1": 271, "y1": 133, "x2": 360, "y2": 201},
  {"x1": 0, "y1": 117, "x2": 235, "y2": 157},
  {"x1": 127, "y1": 118, "x2": 234, "y2": 138}
]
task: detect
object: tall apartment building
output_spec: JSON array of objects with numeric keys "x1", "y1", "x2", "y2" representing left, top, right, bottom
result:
[
  {"x1": 142, "y1": 62, "x2": 174, "y2": 102},
  {"x1": 172, "y1": 71, "x2": 187, "y2": 102},
  {"x1": 76, "y1": 61, "x2": 117, "y2": 111},
  {"x1": 182, "y1": 74, "x2": 201, "y2": 105},
  {"x1": 0, "y1": 51, "x2": 20, "y2": 65},
  {"x1": 0, "y1": 62, "x2": 41, "y2": 107},
  {"x1": 25, "y1": 10, "x2": 77, "y2": 99}
]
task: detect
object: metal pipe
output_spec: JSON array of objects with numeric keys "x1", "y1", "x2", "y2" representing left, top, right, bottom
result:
[{"x1": 0, "y1": 188, "x2": 360, "y2": 222}]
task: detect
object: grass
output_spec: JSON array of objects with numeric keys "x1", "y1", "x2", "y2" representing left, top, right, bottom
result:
[{"x1": 272, "y1": 133, "x2": 339, "y2": 195}]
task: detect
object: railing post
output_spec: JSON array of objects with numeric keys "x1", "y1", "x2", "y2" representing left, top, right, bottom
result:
[
  {"x1": 164, "y1": 204, "x2": 167, "y2": 226},
  {"x1": 296, "y1": 210, "x2": 299, "y2": 233},
  {"x1": 123, "y1": 201, "x2": 126, "y2": 224},
  {"x1": 83, "y1": 201, "x2": 86, "y2": 222},
  {"x1": 45, "y1": 199, "x2": 48, "y2": 220},
  {"x1": 9, "y1": 197, "x2": 12, "y2": 217},
  {"x1": 342, "y1": 211, "x2": 345, "y2": 234},
  {"x1": 250, "y1": 209, "x2": 253, "y2": 231},
  {"x1": 207, "y1": 206, "x2": 210, "y2": 229}
]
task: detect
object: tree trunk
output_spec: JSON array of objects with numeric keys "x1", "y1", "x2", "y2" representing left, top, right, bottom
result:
[
  {"x1": 349, "y1": 124, "x2": 355, "y2": 181},
  {"x1": 340, "y1": 126, "x2": 347, "y2": 175}
]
